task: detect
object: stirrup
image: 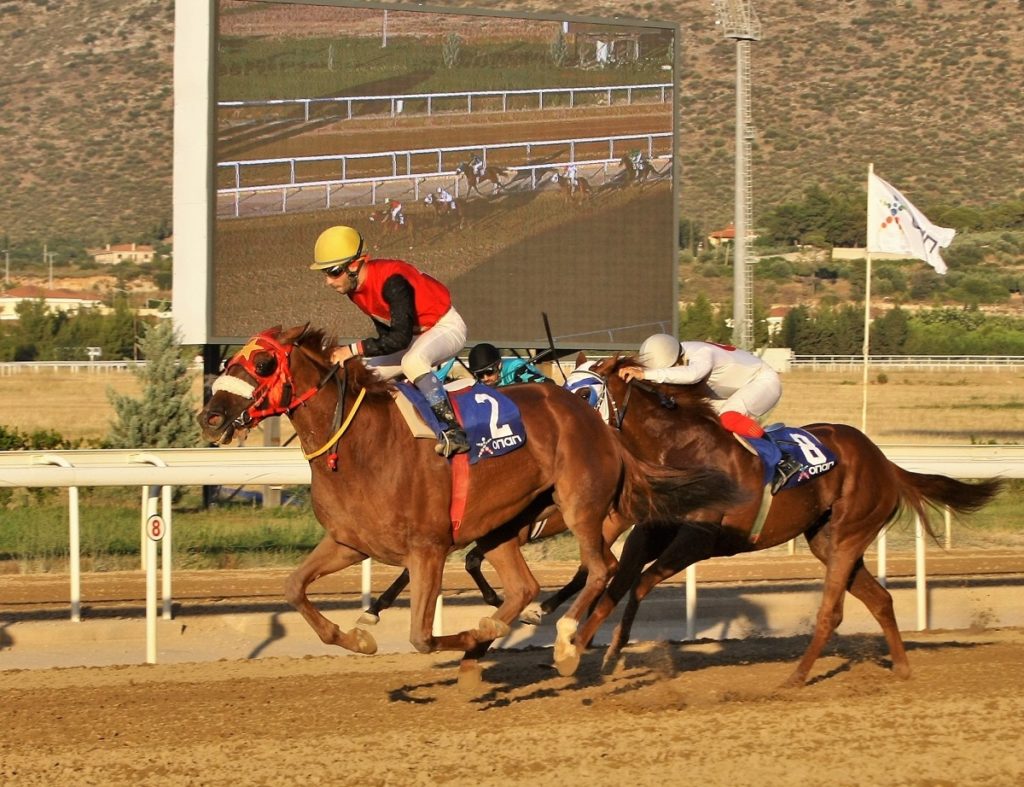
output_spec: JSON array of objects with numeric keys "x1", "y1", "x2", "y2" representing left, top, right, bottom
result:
[
  {"x1": 435, "y1": 428, "x2": 470, "y2": 458},
  {"x1": 771, "y1": 458, "x2": 804, "y2": 495}
]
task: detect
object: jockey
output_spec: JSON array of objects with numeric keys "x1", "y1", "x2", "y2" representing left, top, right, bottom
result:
[
  {"x1": 388, "y1": 199, "x2": 403, "y2": 224},
  {"x1": 435, "y1": 186, "x2": 457, "y2": 210},
  {"x1": 628, "y1": 148, "x2": 645, "y2": 171},
  {"x1": 565, "y1": 163, "x2": 578, "y2": 189},
  {"x1": 469, "y1": 154, "x2": 485, "y2": 178},
  {"x1": 620, "y1": 333, "x2": 805, "y2": 494},
  {"x1": 468, "y1": 342, "x2": 549, "y2": 387},
  {"x1": 311, "y1": 225, "x2": 470, "y2": 457}
]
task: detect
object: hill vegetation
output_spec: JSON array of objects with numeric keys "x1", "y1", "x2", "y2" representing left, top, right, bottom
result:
[{"x1": 2, "y1": 0, "x2": 1022, "y2": 246}]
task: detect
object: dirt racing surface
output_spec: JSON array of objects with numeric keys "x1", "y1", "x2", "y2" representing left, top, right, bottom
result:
[
  {"x1": 1, "y1": 627, "x2": 1022, "y2": 786},
  {"x1": 2, "y1": 560, "x2": 1023, "y2": 786}
]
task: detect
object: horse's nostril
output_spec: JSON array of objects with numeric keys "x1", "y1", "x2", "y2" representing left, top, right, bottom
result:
[{"x1": 206, "y1": 412, "x2": 223, "y2": 428}]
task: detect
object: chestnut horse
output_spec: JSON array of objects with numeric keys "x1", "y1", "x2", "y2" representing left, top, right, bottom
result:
[
  {"x1": 561, "y1": 356, "x2": 1002, "y2": 686},
  {"x1": 458, "y1": 161, "x2": 510, "y2": 196},
  {"x1": 551, "y1": 172, "x2": 592, "y2": 204},
  {"x1": 367, "y1": 205, "x2": 414, "y2": 244},
  {"x1": 619, "y1": 153, "x2": 653, "y2": 187},
  {"x1": 198, "y1": 327, "x2": 740, "y2": 681},
  {"x1": 423, "y1": 192, "x2": 465, "y2": 230}
]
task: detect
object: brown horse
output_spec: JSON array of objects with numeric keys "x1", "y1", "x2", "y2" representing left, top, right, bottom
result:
[
  {"x1": 561, "y1": 355, "x2": 1003, "y2": 686},
  {"x1": 367, "y1": 205, "x2": 415, "y2": 244},
  {"x1": 552, "y1": 172, "x2": 592, "y2": 204},
  {"x1": 458, "y1": 161, "x2": 510, "y2": 196},
  {"x1": 423, "y1": 192, "x2": 465, "y2": 230},
  {"x1": 197, "y1": 327, "x2": 740, "y2": 682},
  {"x1": 619, "y1": 152, "x2": 653, "y2": 187}
]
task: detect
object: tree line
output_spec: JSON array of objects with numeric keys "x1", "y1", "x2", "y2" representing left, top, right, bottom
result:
[{"x1": 678, "y1": 295, "x2": 1024, "y2": 356}]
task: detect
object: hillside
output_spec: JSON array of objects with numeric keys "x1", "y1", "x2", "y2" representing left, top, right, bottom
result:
[{"x1": 1, "y1": 0, "x2": 1022, "y2": 245}]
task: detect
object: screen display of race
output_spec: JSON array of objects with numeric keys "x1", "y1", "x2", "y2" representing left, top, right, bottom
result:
[{"x1": 212, "y1": 0, "x2": 678, "y2": 349}]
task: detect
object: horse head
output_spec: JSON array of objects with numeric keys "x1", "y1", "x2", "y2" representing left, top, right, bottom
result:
[{"x1": 198, "y1": 325, "x2": 386, "y2": 445}]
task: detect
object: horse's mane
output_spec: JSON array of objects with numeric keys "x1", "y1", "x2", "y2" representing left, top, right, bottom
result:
[
  {"x1": 292, "y1": 327, "x2": 393, "y2": 397},
  {"x1": 598, "y1": 355, "x2": 717, "y2": 417}
]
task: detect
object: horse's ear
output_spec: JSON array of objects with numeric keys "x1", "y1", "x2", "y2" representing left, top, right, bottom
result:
[
  {"x1": 575, "y1": 351, "x2": 588, "y2": 368},
  {"x1": 281, "y1": 323, "x2": 310, "y2": 345}
]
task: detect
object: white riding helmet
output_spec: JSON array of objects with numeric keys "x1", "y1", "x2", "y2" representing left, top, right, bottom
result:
[{"x1": 639, "y1": 333, "x2": 682, "y2": 369}]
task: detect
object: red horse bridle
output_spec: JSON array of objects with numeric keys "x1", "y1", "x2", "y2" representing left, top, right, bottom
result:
[{"x1": 220, "y1": 330, "x2": 327, "y2": 427}]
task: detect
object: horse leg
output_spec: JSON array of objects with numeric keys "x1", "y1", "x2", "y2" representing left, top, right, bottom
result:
[
  {"x1": 598, "y1": 524, "x2": 718, "y2": 673},
  {"x1": 357, "y1": 567, "x2": 410, "y2": 625},
  {"x1": 405, "y1": 545, "x2": 513, "y2": 656},
  {"x1": 465, "y1": 545, "x2": 503, "y2": 608},
  {"x1": 457, "y1": 540, "x2": 540, "y2": 689},
  {"x1": 535, "y1": 566, "x2": 587, "y2": 619},
  {"x1": 284, "y1": 534, "x2": 377, "y2": 654},
  {"x1": 552, "y1": 515, "x2": 618, "y2": 677},
  {"x1": 804, "y1": 526, "x2": 910, "y2": 680},
  {"x1": 783, "y1": 511, "x2": 883, "y2": 687}
]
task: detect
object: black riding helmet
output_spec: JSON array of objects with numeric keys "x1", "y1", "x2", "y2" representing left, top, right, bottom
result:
[{"x1": 468, "y1": 343, "x2": 502, "y2": 375}]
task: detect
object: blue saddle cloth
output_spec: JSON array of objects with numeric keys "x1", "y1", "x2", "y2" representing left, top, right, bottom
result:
[
  {"x1": 395, "y1": 381, "x2": 526, "y2": 465},
  {"x1": 748, "y1": 425, "x2": 838, "y2": 491}
]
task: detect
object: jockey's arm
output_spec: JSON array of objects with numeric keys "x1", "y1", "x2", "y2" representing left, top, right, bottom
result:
[
  {"x1": 645, "y1": 347, "x2": 714, "y2": 385},
  {"x1": 360, "y1": 274, "x2": 416, "y2": 357}
]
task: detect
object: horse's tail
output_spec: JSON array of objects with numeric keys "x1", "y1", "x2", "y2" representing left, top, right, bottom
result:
[
  {"x1": 616, "y1": 446, "x2": 743, "y2": 525},
  {"x1": 892, "y1": 466, "x2": 1003, "y2": 539}
]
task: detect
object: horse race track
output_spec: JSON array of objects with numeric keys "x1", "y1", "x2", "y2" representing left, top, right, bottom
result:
[{"x1": 2, "y1": 566, "x2": 1023, "y2": 786}]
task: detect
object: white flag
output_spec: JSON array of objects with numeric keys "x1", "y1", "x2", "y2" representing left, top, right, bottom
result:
[{"x1": 867, "y1": 173, "x2": 955, "y2": 274}]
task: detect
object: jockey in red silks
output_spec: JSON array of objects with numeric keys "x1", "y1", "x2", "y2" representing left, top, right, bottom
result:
[
  {"x1": 311, "y1": 225, "x2": 469, "y2": 457},
  {"x1": 619, "y1": 333, "x2": 805, "y2": 493}
]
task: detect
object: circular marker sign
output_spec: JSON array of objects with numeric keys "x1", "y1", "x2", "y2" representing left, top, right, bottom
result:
[{"x1": 146, "y1": 514, "x2": 166, "y2": 542}]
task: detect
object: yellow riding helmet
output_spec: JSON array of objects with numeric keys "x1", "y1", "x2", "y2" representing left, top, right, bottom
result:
[
  {"x1": 310, "y1": 225, "x2": 364, "y2": 270},
  {"x1": 639, "y1": 333, "x2": 682, "y2": 369}
]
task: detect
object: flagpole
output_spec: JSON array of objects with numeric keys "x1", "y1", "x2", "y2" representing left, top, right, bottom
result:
[{"x1": 861, "y1": 163, "x2": 873, "y2": 435}]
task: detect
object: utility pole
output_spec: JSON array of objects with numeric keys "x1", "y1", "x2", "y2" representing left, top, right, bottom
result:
[
  {"x1": 3, "y1": 248, "x2": 8, "y2": 285},
  {"x1": 713, "y1": 0, "x2": 761, "y2": 350}
]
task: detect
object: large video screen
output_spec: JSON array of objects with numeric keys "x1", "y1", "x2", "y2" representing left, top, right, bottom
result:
[{"x1": 206, "y1": 0, "x2": 678, "y2": 349}]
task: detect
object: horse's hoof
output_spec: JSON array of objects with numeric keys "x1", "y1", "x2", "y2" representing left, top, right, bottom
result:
[
  {"x1": 893, "y1": 663, "x2": 912, "y2": 681},
  {"x1": 474, "y1": 617, "x2": 510, "y2": 642},
  {"x1": 553, "y1": 642, "x2": 580, "y2": 677},
  {"x1": 779, "y1": 672, "x2": 805, "y2": 689},
  {"x1": 519, "y1": 603, "x2": 543, "y2": 626},
  {"x1": 356, "y1": 611, "x2": 380, "y2": 626},
  {"x1": 348, "y1": 627, "x2": 377, "y2": 655}
]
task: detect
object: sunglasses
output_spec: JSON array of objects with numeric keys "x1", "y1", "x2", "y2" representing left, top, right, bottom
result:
[
  {"x1": 474, "y1": 364, "x2": 500, "y2": 381},
  {"x1": 324, "y1": 264, "x2": 348, "y2": 279}
]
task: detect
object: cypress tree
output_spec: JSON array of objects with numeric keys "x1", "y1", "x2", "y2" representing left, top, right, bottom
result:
[{"x1": 106, "y1": 320, "x2": 201, "y2": 449}]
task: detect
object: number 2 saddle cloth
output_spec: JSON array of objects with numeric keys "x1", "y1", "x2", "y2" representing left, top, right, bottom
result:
[{"x1": 394, "y1": 378, "x2": 527, "y2": 465}]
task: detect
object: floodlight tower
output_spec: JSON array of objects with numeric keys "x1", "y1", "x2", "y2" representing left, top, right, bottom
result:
[{"x1": 713, "y1": 0, "x2": 761, "y2": 349}]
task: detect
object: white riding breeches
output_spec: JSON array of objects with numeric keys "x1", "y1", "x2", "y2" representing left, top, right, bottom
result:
[
  {"x1": 710, "y1": 364, "x2": 782, "y2": 419},
  {"x1": 365, "y1": 308, "x2": 467, "y2": 382}
]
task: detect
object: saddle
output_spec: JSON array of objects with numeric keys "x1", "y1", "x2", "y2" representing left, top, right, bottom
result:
[{"x1": 393, "y1": 379, "x2": 527, "y2": 465}]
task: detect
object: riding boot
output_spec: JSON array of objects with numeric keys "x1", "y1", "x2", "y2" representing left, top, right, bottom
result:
[
  {"x1": 413, "y1": 372, "x2": 469, "y2": 457},
  {"x1": 765, "y1": 432, "x2": 805, "y2": 494}
]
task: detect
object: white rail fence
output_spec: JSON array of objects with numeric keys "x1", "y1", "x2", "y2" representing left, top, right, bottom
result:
[
  {"x1": 791, "y1": 355, "x2": 1024, "y2": 371},
  {"x1": 2, "y1": 445, "x2": 1021, "y2": 663},
  {"x1": 217, "y1": 131, "x2": 672, "y2": 191},
  {"x1": 218, "y1": 82, "x2": 673, "y2": 124},
  {"x1": 217, "y1": 154, "x2": 671, "y2": 219}
]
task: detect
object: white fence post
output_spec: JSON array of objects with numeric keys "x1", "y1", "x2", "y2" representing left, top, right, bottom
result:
[{"x1": 34, "y1": 454, "x2": 81, "y2": 622}]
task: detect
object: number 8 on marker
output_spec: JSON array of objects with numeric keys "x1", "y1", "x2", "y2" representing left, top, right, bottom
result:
[{"x1": 147, "y1": 514, "x2": 165, "y2": 542}]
